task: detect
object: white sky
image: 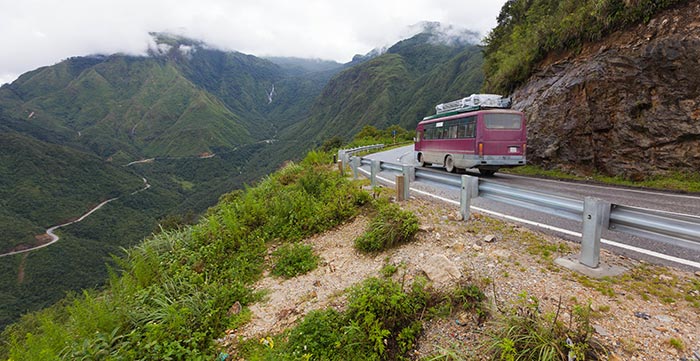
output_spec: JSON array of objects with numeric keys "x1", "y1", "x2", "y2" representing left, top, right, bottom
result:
[{"x1": 0, "y1": 0, "x2": 506, "y2": 85}]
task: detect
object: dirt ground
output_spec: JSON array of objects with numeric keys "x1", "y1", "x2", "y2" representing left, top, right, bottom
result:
[{"x1": 223, "y1": 195, "x2": 700, "y2": 360}]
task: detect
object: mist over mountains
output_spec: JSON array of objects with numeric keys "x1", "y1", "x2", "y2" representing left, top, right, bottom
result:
[{"x1": 0, "y1": 24, "x2": 485, "y2": 329}]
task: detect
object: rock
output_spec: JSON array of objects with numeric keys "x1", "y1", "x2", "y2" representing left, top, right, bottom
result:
[
  {"x1": 483, "y1": 235, "x2": 497, "y2": 243},
  {"x1": 421, "y1": 254, "x2": 462, "y2": 288},
  {"x1": 658, "y1": 274, "x2": 673, "y2": 282},
  {"x1": 655, "y1": 314, "x2": 673, "y2": 323},
  {"x1": 634, "y1": 311, "x2": 651, "y2": 320},
  {"x1": 511, "y1": 2, "x2": 700, "y2": 178},
  {"x1": 455, "y1": 312, "x2": 470, "y2": 326},
  {"x1": 695, "y1": 271, "x2": 700, "y2": 278},
  {"x1": 227, "y1": 301, "x2": 242, "y2": 316},
  {"x1": 448, "y1": 212, "x2": 464, "y2": 221},
  {"x1": 593, "y1": 324, "x2": 610, "y2": 337}
]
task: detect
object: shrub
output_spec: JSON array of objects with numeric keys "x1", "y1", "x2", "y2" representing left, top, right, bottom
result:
[
  {"x1": 354, "y1": 200, "x2": 419, "y2": 252},
  {"x1": 271, "y1": 243, "x2": 320, "y2": 278},
  {"x1": 483, "y1": 292, "x2": 604, "y2": 360}
]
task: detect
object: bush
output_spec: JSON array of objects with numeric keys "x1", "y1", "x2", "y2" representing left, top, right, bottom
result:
[
  {"x1": 271, "y1": 243, "x2": 320, "y2": 278},
  {"x1": 483, "y1": 292, "x2": 604, "y2": 360},
  {"x1": 354, "y1": 200, "x2": 419, "y2": 252}
]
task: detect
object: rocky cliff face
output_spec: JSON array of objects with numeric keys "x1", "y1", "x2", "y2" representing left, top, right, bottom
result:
[{"x1": 512, "y1": 2, "x2": 700, "y2": 179}]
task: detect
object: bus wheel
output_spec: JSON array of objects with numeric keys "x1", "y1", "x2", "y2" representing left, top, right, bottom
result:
[
  {"x1": 418, "y1": 153, "x2": 431, "y2": 167},
  {"x1": 479, "y1": 169, "x2": 496, "y2": 176},
  {"x1": 445, "y1": 155, "x2": 456, "y2": 173}
]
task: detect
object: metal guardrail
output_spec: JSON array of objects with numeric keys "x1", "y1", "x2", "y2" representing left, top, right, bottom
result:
[{"x1": 341, "y1": 153, "x2": 700, "y2": 270}]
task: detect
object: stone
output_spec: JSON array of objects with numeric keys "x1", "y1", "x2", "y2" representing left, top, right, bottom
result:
[
  {"x1": 483, "y1": 235, "x2": 497, "y2": 243},
  {"x1": 227, "y1": 301, "x2": 242, "y2": 316},
  {"x1": 511, "y1": 3, "x2": 700, "y2": 178},
  {"x1": 655, "y1": 314, "x2": 673, "y2": 323},
  {"x1": 658, "y1": 274, "x2": 673, "y2": 282},
  {"x1": 593, "y1": 325, "x2": 610, "y2": 337},
  {"x1": 421, "y1": 254, "x2": 462, "y2": 288}
]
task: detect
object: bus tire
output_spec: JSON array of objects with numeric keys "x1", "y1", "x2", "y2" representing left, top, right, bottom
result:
[
  {"x1": 445, "y1": 155, "x2": 456, "y2": 173},
  {"x1": 417, "y1": 153, "x2": 431, "y2": 167}
]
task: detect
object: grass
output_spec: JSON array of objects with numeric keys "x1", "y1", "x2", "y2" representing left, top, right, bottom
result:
[
  {"x1": 568, "y1": 263, "x2": 700, "y2": 307},
  {"x1": 271, "y1": 243, "x2": 320, "y2": 278},
  {"x1": 505, "y1": 165, "x2": 700, "y2": 193},
  {"x1": 354, "y1": 199, "x2": 420, "y2": 253},
  {"x1": 0, "y1": 154, "x2": 371, "y2": 359},
  {"x1": 483, "y1": 292, "x2": 605, "y2": 360}
]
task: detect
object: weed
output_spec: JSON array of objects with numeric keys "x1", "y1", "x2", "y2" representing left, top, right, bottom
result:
[
  {"x1": 354, "y1": 199, "x2": 419, "y2": 252},
  {"x1": 483, "y1": 293, "x2": 604, "y2": 360},
  {"x1": 668, "y1": 337, "x2": 684, "y2": 352},
  {"x1": 271, "y1": 243, "x2": 319, "y2": 278}
]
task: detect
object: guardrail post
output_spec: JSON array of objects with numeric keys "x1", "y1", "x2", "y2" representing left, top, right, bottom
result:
[
  {"x1": 460, "y1": 175, "x2": 479, "y2": 221},
  {"x1": 580, "y1": 197, "x2": 611, "y2": 268},
  {"x1": 371, "y1": 160, "x2": 380, "y2": 188},
  {"x1": 401, "y1": 165, "x2": 413, "y2": 200},
  {"x1": 351, "y1": 157, "x2": 361, "y2": 180}
]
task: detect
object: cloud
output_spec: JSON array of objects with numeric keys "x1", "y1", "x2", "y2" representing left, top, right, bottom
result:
[{"x1": 0, "y1": 0, "x2": 506, "y2": 85}]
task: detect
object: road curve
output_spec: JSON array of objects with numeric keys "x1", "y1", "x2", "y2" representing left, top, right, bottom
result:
[
  {"x1": 0, "y1": 178, "x2": 151, "y2": 258},
  {"x1": 363, "y1": 145, "x2": 700, "y2": 270}
]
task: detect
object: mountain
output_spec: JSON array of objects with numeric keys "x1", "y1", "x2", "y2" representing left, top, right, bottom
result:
[
  {"x1": 283, "y1": 26, "x2": 484, "y2": 146},
  {"x1": 0, "y1": 25, "x2": 487, "y2": 329},
  {"x1": 482, "y1": 0, "x2": 697, "y2": 179}
]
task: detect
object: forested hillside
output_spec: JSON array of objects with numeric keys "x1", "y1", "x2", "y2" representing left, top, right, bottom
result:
[
  {"x1": 482, "y1": 0, "x2": 698, "y2": 179},
  {"x1": 482, "y1": 0, "x2": 686, "y2": 94},
  {"x1": 0, "y1": 26, "x2": 487, "y2": 330},
  {"x1": 285, "y1": 31, "x2": 484, "y2": 146}
]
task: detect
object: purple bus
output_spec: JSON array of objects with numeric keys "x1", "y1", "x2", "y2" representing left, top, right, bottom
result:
[{"x1": 414, "y1": 94, "x2": 526, "y2": 175}]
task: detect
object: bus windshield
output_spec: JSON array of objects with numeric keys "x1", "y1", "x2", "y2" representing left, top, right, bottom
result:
[{"x1": 484, "y1": 113, "x2": 522, "y2": 130}]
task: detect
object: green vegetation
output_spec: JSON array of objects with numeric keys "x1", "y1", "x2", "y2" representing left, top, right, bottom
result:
[
  {"x1": 239, "y1": 277, "x2": 488, "y2": 361},
  {"x1": 0, "y1": 27, "x2": 487, "y2": 336},
  {"x1": 668, "y1": 337, "x2": 684, "y2": 352},
  {"x1": 569, "y1": 263, "x2": 700, "y2": 307},
  {"x1": 354, "y1": 199, "x2": 420, "y2": 253},
  {"x1": 286, "y1": 36, "x2": 484, "y2": 147},
  {"x1": 506, "y1": 165, "x2": 700, "y2": 193},
  {"x1": 271, "y1": 243, "x2": 319, "y2": 278},
  {"x1": 0, "y1": 159, "x2": 369, "y2": 359},
  {"x1": 484, "y1": 293, "x2": 604, "y2": 360},
  {"x1": 483, "y1": 0, "x2": 686, "y2": 93}
]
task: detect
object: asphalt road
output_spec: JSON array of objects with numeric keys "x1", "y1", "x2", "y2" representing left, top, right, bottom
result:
[{"x1": 361, "y1": 145, "x2": 700, "y2": 271}]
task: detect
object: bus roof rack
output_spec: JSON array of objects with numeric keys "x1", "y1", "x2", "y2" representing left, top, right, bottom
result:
[{"x1": 435, "y1": 94, "x2": 511, "y2": 114}]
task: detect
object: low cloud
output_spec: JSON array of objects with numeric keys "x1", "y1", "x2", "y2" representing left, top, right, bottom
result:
[{"x1": 0, "y1": 0, "x2": 505, "y2": 85}]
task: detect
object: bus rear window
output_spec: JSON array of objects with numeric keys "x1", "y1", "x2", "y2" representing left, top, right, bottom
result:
[{"x1": 484, "y1": 113, "x2": 522, "y2": 129}]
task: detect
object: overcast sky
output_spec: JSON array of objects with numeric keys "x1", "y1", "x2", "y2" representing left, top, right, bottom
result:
[{"x1": 0, "y1": 0, "x2": 506, "y2": 85}]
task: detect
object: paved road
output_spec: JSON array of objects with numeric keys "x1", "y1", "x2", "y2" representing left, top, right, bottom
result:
[
  {"x1": 362, "y1": 145, "x2": 700, "y2": 270},
  {"x1": 0, "y1": 177, "x2": 151, "y2": 258}
]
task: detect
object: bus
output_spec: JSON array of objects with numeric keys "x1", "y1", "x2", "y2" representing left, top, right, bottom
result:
[{"x1": 414, "y1": 94, "x2": 526, "y2": 176}]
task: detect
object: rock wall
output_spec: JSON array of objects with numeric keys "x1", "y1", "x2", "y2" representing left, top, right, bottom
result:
[{"x1": 512, "y1": 2, "x2": 700, "y2": 179}]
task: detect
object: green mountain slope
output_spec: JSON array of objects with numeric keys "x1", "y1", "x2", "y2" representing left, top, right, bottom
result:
[
  {"x1": 0, "y1": 124, "x2": 143, "y2": 253},
  {"x1": 1, "y1": 56, "x2": 252, "y2": 159},
  {"x1": 0, "y1": 26, "x2": 486, "y2": 331},
  {"x1": 283, "y1": 31, "x2": 484, "y2": 146}
]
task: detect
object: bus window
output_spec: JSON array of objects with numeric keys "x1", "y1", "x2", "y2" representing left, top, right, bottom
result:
[
  {"x1": 448, "y1": 125, "x2": 458, "y2": 139},
  {"x1": 466, "y1": 122, "x2": 475, "y2": 137},
  {"x1": 484, "y1": 113, "x2": 522, "y2": 129}
]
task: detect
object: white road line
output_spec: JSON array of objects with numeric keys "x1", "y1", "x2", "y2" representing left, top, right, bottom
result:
[{"x1": 359, "y1": 167, "x2": 700, "y2": 269}]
